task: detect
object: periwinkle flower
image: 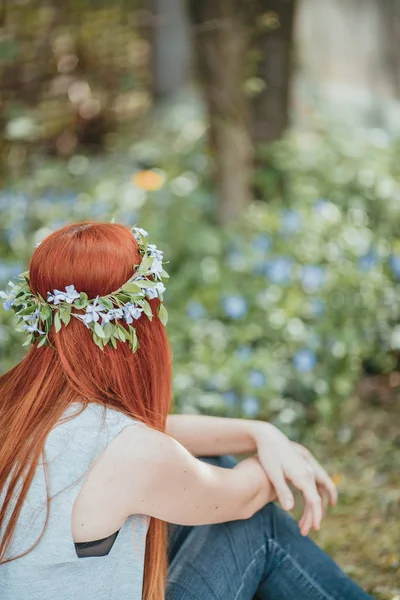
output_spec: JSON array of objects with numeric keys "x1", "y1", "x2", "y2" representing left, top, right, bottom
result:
[
  {"x1": 147, "y1": 243, "x2": 163, "y2": 262},
  {"x1": 83, "y1": 297, "x2": 107, "y2": 325},
  {"x1": 23, "y1": 321, "x2": 46, "y2": 335},
  {"x1": 149, "y1": 258, "x2": 163, "y2": 277},
  {"x1": 187, "y1": 301, "x2": 206, "y2": 320},
  {"x1": 134, "y1": 227, "x2": 148, "y2": 238},
  {"x1": 243, "y1": 396, "x2": 260, "y2": 417},
  {"x1": 236, "y1": 345, "x2": 252, "y2": 360},
  {"x1": 48, "y1": 284, "x2": 80, "y2": 305},
  {"x1": 123, "y1": 303, "x2": 143, "y2": 324},
  {"x1": 248, "y1": 369, "x2": 266, "y2": 388},
  {"x1": 293, "y1": 349, "x2": 317, "y2": 373},
  {"x1": 309, "y1": 298, "x2": 325, "y2": 317},
  {"x1": 146, "y1": 282, "x2": 166, "y2": 300},
  {"x1": 101, "y1": 308, "x2": 125, "y2": 326},
  {"x1": 358, "y1": 252, "x2": 378, "y2": 271},
  {"x1": 222, "y1": 295, "x2": 248, "y2": 319},
  {"x1": 3, "y1": 298, "x2": 14, "y2": 311},
  {"x1": 265, "y1": 257, "x2": 293, "y2": 284},
  {"x1": 252, "y1": 234, "x2": 271, "y2": 253},
  {"x1": 389, "y1": 255, "x2": 400, "y2": 279},
  {"x1": 223, "y1": 390, "x2": 238, "y2": 407},
  {"x1": 301, "y1": 265, "x2": 325, "y2": 292},
  {"x1": 0, "y1": 281, "x2": 18, "y2": 311},
  {"x1": 281, "y1": 209, "x2": 302, "y2": 234}
]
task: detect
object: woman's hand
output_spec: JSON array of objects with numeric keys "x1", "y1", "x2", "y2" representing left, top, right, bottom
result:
[
  {"x1": 291, "y1": 441, "x2": 338, "y2": 518},
  {"x1": 252, "y1": 423, "x2": 337, "y2": 536}
]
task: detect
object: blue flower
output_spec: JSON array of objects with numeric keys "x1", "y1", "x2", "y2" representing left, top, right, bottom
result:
[
  {"x1": 187, "y1": 301, "x2": 206, "y2": 320},
  {"x1": 223, "y1": 391, "x2": 238, "y2": 407},
  {"x1": 134, "y1": 227, "x2": 148, "y2": 238},
  {"x1": 309, "y1": 298, "x2": 325, "y2": 317},
  {"x1": 313, "y1": 199, "x2": 330, "y2": 213},
  {"x1": 147, "y1": 243, "x2": 163, "y2": 262},
  {"x1": 101, "y1": 307, "x2": 124, "y2": 325},
  {"x1": 149, "y1": 258, "x2": 163, "y2": 277},
  {"x1": 3, "y1": 298, "x2": 14, "y2": 311},
  {"x1": 389, "y1": 255, "x2": 400, "y2": 279},
  {"x1": 47, "y1": 284, "x2": 80, "y2": 305},
  {"x1": 252, "y1": 234, "x2": 271, "y2": 253},
  {"x1": 243, "y1": 396, "x2": 260, "y2": 417},
  {"x1": 123, "y1": 303, "x2": 143, "y2": 324},
  {"x1": 293, "y1": 349, "x2": 317, "y2": 372},
  {"x1": 281, "y1": 209, "x2": 302, "y2": 234},
  {"x1": 301, "y1": 265, "x2": 325, "y2": 292},
  {"x1": 0, "y1": 281, "x2": 18, "y2": 311},
  {"x1": 236, "y1": 345, "x2": 252, "y2": 360},
  {"x1": 222, "y1": 295, "x2": 248, "y2": 319},
  {"x1": 248, "y1": 369, "x2": 266, "y2": 388},
  {"x1": 83, "y1": 297, "x2": 107, "y2": 325},
  {"x1": 23, "y1": 321, "x2": 46, "y2": 335},
  {"x1": 265, "y1": 257, "x2": 293, "y2": 283},
  {"x1": 146, "y1": 282, "x2": 166, "y2": 300}
]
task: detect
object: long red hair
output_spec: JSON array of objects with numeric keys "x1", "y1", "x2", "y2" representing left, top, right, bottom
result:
[{"x1": 0, "y1": 221, "x2": 172, "y2": 600}]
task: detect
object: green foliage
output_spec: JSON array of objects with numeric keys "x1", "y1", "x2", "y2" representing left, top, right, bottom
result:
[{"x1": 0, "y1": 127, "x2": 399, "y2": 436}]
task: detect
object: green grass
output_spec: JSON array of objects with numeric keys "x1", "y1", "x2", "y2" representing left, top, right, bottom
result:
[{"x1": 300, "y1": 393, "x2": 400, "y2": 599}]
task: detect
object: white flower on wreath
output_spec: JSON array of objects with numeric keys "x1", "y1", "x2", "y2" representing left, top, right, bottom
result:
[
  {"x1": 146, "y1": 282, "x2": 166, "y2": 300},
  {"x1": 47, "y1": 284, "x2": 80, "y2": 305},
  {"x1": 123, "y1": 303, "x2": 143, "y2": 324}
]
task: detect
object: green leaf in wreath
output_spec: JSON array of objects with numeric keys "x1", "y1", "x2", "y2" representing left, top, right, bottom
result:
[
  {"x1": 141, "y1": 300, "x2": 153, "y2": 319},
  {"x1": 138, "y1": 256, "x2": 154, "y2": 274},
  {"x1": 100, "y1": 297, "x2": 114, "y2": 311},
  {"x1": 41, "y1": 304, "x2": 52, "y2": 320},
  {"x1": 93, "y1": 334, "x2": 104, "y2": 351},
  {"x1": 59, "y1": 307, "x2": 71, "y2": 326},
  {"x1": 37, "y1": 336, "x2": 48, "y2": 348},
  {"x1": 16, "y1": 305, "x2": 37, "y2": 317},
  {"x1": 121, "y1": 282, "x2": 142, "y2": 294},
  {"x1": 117, "y1": 324, "x2": 127, "y2": 341},
  {"x1": 157, "y1": 303, "x2": 168, "y2": 326},
  {"x1": 54, "y1": 311, "x2": 62, "y2": 333},
  {"x1": 94, "y1": 322, "x2": 105, "y2": 338}
]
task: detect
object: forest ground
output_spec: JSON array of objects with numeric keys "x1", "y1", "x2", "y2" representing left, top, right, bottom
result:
[{"x1": 300, "y1": 381, "x2": 400, "y2": 600}]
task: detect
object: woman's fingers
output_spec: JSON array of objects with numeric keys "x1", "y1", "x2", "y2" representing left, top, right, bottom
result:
[
  {"x1": 299, "y1": 504, "x2": 313, "y2": 536},
  {"x1": 268, "y1": 469, "x2": 295, "y2": 511},
  {"x1": 287, "y1": 465, "x2": 323, "y2": 532},
  {"x1": 293, "y1": 443, "x2": 338, "y2": 507},
  {"x1": 311, "y1": 462, "x2": 338, "y2": 506},
  {"x1": 317, "y1": 484, "x2": 329, "y2": 517}
]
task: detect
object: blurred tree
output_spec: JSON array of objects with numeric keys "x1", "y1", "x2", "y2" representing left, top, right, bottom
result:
[
  {"x1": 188, "y1": 1, "x2": 297, "y2": 224},
  {"x1": 251, "y1": 0, "x2": 297, "y2": 143},
  {"x1": 188, "y1": 1, "x2": 254, "y2": 225},
  {"x1": 149, "y1": 0, "x2": 192, "y2": 99}
]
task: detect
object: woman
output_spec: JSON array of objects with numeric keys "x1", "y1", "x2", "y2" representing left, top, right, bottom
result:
[{"x1": 0, "y1": 221, "x2": 374, "y2": 600}]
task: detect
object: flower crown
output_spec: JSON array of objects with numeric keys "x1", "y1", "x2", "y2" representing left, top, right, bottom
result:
[{"x1": 0, "y1": 226, "x2": 169, "y2": 353}]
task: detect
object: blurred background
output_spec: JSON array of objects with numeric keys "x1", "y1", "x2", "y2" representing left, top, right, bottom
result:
[{"x1": 0, "y1": 1, "x2": 399, "y2": 596}]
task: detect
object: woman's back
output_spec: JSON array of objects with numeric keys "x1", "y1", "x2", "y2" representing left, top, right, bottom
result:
[{"x1": 0, "y1": 401, "x2": 149, "y2": 600}]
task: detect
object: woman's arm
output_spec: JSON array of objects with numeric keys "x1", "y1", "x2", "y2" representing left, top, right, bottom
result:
[
  {"x1": 166, "y1": 414, "x2": 261, "y2": 456},
  {"x1": 117, "y1": 423, "x2": 275, "y2": 526},
  {"x1": 166, "y1": 414, "x2": 337, "y2": 535}
]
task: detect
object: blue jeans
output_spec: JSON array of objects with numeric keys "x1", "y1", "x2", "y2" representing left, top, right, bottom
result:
[{"x1": 167, "y1": 456, "x2": 374, "y2": 600}]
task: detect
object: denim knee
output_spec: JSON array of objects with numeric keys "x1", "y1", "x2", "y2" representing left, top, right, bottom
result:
[{"x1": 199, "y1": 455, "x2": 237, "y2": 469}]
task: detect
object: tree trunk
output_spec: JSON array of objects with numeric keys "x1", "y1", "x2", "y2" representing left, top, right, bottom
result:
[
  {"x1": 150, "y1": 0, "x2": 192, "y2": 100},
  {"x1": 188, "y1": 1, "x2": 254, "y2": 225},
  {"x1": 251, "y1": 0, "x2": 297, "y2": 143}
]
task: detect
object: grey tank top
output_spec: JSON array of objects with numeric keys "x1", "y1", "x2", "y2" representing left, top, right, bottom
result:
[{"x1": 0, "y1": 401, "x2": 149, "y2": 600}]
